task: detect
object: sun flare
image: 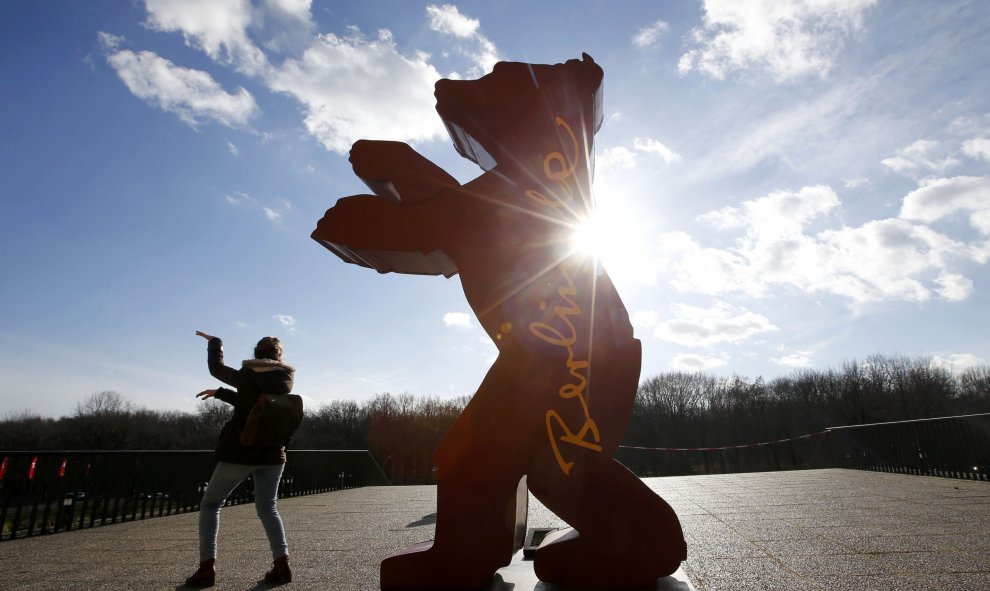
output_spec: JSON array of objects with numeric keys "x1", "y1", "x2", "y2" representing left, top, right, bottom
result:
[
  {"x1": 567, "y1": 190, "x2": 653, "y2": 290},
  {"x1": 571, "y1": 216, "x2": 608, "y2": 258},
  {"x1": 569, "y1": 211, "x2": 634, "y2": 275}
]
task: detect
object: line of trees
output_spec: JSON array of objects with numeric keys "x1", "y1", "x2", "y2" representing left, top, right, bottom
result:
[
  {"x1": 625, "y1": 354, "x2": 990, "y2": 451},
  {"x1": 2, "y1": 354, "x2": 988, "y2": 484}
]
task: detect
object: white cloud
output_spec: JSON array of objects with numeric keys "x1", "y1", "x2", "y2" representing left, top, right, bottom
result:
[
  {"x1": 771, "y1": 351, "x2": 812, "y2": 368},
  {"x1": 700, "y1": 185, "x2": 840, "y2": 239},
  {"x1": 662, "y1": 184, "x2": 982, "y2": 305},
  {"x1": 144, "y1": 0, "x2": 270, "y2": 76},
  {"x1": 225, "y1": 191, "x2": 248, "y2": 204},
  {"x1": 598, "y1": 138, "x2": 681, "y2": 172},
  {"x1": 844, "y1": 177, "x2": 870, "y2": 189},
  {"x1": 134, "y1": 2, "x2": 455, "y2": 153},
  {"x1": 101, "y1": 40, "x2": 258, "y2": 128},
  {"x1": 267, "y1": 28, "x2": 446, "y2": 154},
  {"x1": 816, "y1": 219, "x2": 970, "y2": 302},
  {"x1": 632, "y1": 20, "x2": 670, "y2": 48},
  {"x1": 427, "y1": 3, "x2": 479, "y2": 38},
  {"x1": 670, "y1": 353, "x2": 729, "y2": 371},
  {"x1": 932, "y1": 353, "x2": 987, "y2": 373},
  {"x1": 696, "y1": 206, "x2": 745, "y2": 230},
  {"x1": 934, "y1": 272, "x2": 973, "y2": 301},
  {"x1": 273, "y1": 313, "x2": 296, "y2": 334},
  {"x1": 685, "y1": 186, "x2": 842, "y2": 294},
  {"x1": 630, "y1": 310, "x2": 660, "y2": 328},
  {"x1": 971, "y1": 210, "x2": 990, "y2": 236},
  {"x1": 98, "y1": 31, "x2": 124, "y2": 51},
  {"x1": 265, "y1": 0, "x2": 312, "y2": 21},
  {"x1": 678, "y1": 0, "x2": 877, "y2": 81},
  {"x1": 443, "y1": 312, "x2": 472, "y2": 328},
  {"x1": 692, "y1": 76, "x2": 874, "y2": 177},
  {"x1": 259, "y1": 0, "x2": 317, "y2": 54},
  {"x1": 881, "y1": 139, "x2": 960, "y2": 178},
  {"x1": 426, "y1": 4, "x2": 499, "y2": 76},
  {"x1": 226, "y1": 140, "x2": 240, "y2": 155},
  {"x1": 224, "y1": 191, "x2": 288, "y2": 223},
  {"x1": 597, "y1": 146, "x2": 637, "y2": 172},
  {"x1": 633, "y1": 137, "x2": 682, "y2": 164},
  {"x1": 963, "y1": 138, "x2": 990, "y2": 162},
  {"x1": 653, "y1": 301, "x2": 778, "y2": 347},
  {"x1": 899, "y1": 176, "x2": 990, "y2": 233}
]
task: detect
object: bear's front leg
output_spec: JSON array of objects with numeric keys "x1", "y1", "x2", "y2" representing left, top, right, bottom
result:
[
  {"x1": 313, "y1": 194, "x2": 445, "y2": 254},
  {"x1": 350, "y1": 140, "x2": 460, "y2": 205},
  {"x1": 381, "y1": 364, "x2": 532, "y2": 590}
]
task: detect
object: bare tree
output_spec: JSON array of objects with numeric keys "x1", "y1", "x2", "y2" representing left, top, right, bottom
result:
[{"x1": 75, "y1": 390, "x2": 134, "y2": 417}]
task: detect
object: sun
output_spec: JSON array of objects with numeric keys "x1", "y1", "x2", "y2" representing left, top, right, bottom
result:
[
  {"x1": 567, "y1": 189, "x2": 653, "y2": 289},
  {"x1": 571, "y1": 215, "x2": 610, "y2": 258},
  {"x1": 569, "y1": 209, "x2": 634, "y2": 275}
]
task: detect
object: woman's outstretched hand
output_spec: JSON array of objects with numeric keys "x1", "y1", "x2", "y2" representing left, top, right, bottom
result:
[
  {"x1": 197, "y1": 389, "x2": 218, "y2": 400},
  {"x1": 195, "y1": 331, "x2": 217, "y2": 341}
]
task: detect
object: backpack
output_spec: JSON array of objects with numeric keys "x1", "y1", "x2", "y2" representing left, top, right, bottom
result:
[{"x1": 239, "y1": 393, "x2": 304, "y2": 448}]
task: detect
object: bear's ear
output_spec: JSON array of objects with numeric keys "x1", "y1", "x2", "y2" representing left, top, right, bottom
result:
[{"x1": 582, "y1": 52, "x2": 595, "y2": 64}]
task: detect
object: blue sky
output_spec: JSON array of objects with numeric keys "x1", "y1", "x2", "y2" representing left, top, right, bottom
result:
[{"x1": 2, "y1": 0, "x2": 989, "y2": 417}]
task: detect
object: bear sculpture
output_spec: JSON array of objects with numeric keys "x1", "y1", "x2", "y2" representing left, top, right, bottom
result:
[{"x1": 313, "y1": 53, "x2": 686, "y2": 590}]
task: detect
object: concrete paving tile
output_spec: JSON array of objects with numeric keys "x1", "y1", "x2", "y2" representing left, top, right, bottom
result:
[
  {"x1": 776, "y1": 553, "x2": 897, "y2": 577},
  {"x1": 924, "y1": 572, "x2": 990, "y2": 590},
  {"x1": 753, "y1": 537, "x2": 855, "y2": 556},
  {"x1": 877, "y1": 550, "x2": 990, "y2": 574},
  {"x1": 700, "y1": 575, "x2": 820, "y2": 591},
  {"x1": 943, "y1": 532, "x2": 990, "y2": 551},
  {"x1": 844, "y1": 534, "x2": 963, "y2": 553},
  {"x1": 783, "y1": 516, "x2": 869, "y2": 528},
  {"x1": 688, "y1": 538, "x2": 768, "y2": 559},
  {"x1": 686, "y1": 556, "x2": 792, "y2": 580},
  {"x1": 808, "y1": 574, "x2": 946, "y2": 591},
  {"x1": 801, "y1": 525, "x2": 890, "y2": 542},
  {"x1": 871, "y1": 520, "x2": 985, "y2": 536},
  {"x1": 726, "y1": 522, "x2": 818, "y2": 541}
]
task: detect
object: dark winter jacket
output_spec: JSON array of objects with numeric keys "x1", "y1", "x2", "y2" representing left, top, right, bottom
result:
[{"x1": 207, "y1": 337, "x2": 295, "y2": 465}]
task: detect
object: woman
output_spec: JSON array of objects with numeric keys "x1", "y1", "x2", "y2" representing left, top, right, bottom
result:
[{"x1": 185, "y1": 331, "x2": 295, "y2": 587}]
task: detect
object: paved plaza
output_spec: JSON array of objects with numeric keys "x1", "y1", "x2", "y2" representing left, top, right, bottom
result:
[{"x1": 1, "y1": 469, "x2": 988, "y2": 590}]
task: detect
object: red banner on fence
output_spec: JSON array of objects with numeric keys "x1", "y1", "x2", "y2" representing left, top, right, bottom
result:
[
  {"x1": 28, "y1": 455, "x2": 38, "y2": 480},
  {"x1": 58, "y1": 457, "x2": 67, "y2": 478},
  {"x1": 0, "y1": 456, "x2": 7, "y2": 481}
]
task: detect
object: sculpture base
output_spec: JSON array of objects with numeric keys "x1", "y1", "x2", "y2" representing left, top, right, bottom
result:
[{"x1": 485, "y1": 549, "x2": 696, "y2": 591}]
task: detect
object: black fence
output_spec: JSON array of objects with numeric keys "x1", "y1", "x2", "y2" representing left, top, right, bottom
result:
[
  {"x1": 617, "y1": 412, "x2": 990, "y2": 482},
  {"x1": 0, "y1": 450, "x2": 389, "y2": 542},
  {"x1": 616, "y1": 431, "x2": 824, "y2": 477},
  {"x1": 817, "y1": 413, "x2": 990, "y2": 479}
]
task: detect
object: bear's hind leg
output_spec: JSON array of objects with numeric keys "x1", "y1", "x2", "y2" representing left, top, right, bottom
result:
[{"x1": 530, "y1": 457, "x2": 686, "y2": 589}]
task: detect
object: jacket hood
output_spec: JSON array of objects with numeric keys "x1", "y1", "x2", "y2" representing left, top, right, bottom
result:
[{"x1": 241, "y1": 358, "x2": 296, "y2": 374}]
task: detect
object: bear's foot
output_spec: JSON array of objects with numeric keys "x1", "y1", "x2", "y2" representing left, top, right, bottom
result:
[
  {"x1": 380, "y1": 540, "x2": 505, "y2": 591},
  {"x1": 534, "y1": 527, "x2": 686, "y2": 590}
]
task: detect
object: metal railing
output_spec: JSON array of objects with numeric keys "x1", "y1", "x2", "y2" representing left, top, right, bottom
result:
[
  {"x1": 816, "y1": 412, "x2": 990, "y2": 480},
  {"x1": 616, "y1": 430, "x2": 822, "y2": 477},
  {"x1": 0, "y1": 450, "x2": 389, "y2": 542},
  {"x1": 616, "y1": 412, "x2": 990, "y2": 481}
]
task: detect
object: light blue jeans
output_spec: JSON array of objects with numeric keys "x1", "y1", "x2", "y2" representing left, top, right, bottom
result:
[{"x1": 199, "y1": 462, "x2": 288, "y2": 561}]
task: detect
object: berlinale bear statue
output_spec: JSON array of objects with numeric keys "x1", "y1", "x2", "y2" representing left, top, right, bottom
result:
[{"x1": 313, "y1": 53, "x2": 686, "y2": 590}]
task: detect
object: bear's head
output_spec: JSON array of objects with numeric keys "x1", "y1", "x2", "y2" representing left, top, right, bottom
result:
[{"x1": 435, "y1": 54, "x2": 604, "y2": 172}]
